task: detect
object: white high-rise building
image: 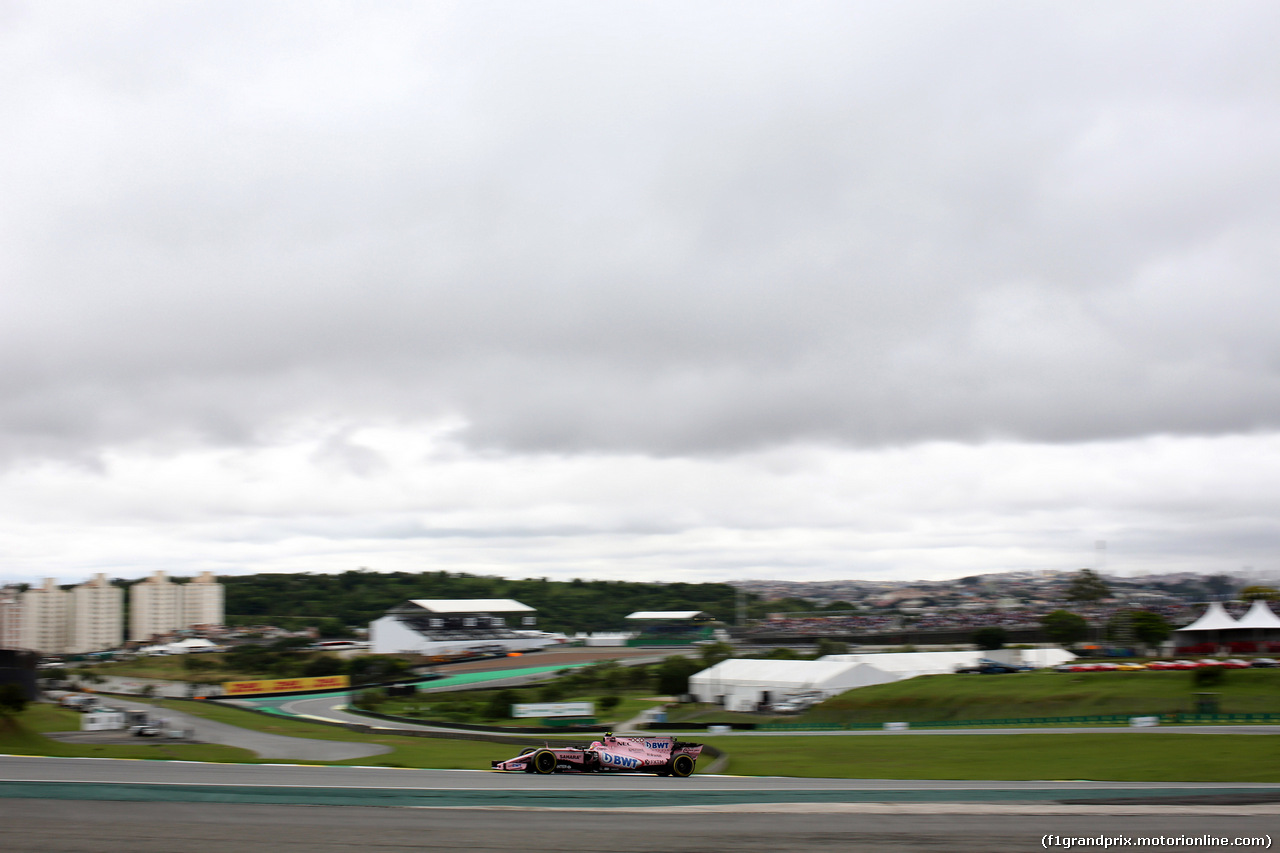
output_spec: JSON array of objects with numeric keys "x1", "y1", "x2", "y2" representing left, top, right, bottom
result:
[
  {"x1": 181, "y1": 570, "x2": 224, "y2": 628},
  {"x1": 0, "y1": 585, "x2": 24, "y2": 650},
  {"x1": 69, "y1": 573, "x2": 123, "y2": 654},
  {"x1": 129, "y1": 571, "x2": 225, "y2": 642},
  {"x1": 129, "y1": 571, "x2": 181, "y2": 642},
  {"x1": 20, "y1": 578, "x2": 69, "y2": 655}
]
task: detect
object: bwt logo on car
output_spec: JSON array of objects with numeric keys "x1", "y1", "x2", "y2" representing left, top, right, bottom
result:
[
  {"x1": 602, "y1": 753, "x2": 640, "y2": 769},
  {"x1": 644, "y1": 741, "x2": 670, "y2": 750}
]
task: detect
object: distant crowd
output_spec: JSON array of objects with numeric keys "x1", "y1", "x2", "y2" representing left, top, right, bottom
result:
[{"x1": 747, "y1": 601, "x2": 1197, "y2": 637}]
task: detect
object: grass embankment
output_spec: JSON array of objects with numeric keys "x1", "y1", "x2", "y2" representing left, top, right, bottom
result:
[
  {"x1": 800, "y1": 669, "x2": 1280, "y2": 725},
  {"x1": 371, "y1": 688, "x2": 667, "y2": 728},
  {"x1": 0, "y1": 704, "x2": 257, "y2": 763},
  {"x1": 8, "y1": 699, "x2": 1280, "y2": 782},
  {"x1": 119, "y1": 698, "x2": 531, "y2": 768},
  {"x1": 702, "y1": 733, "x2": 1280, "y2": 782},
  {"x1": 83, "y1": 654, "x2": 266, "y2": 684}
]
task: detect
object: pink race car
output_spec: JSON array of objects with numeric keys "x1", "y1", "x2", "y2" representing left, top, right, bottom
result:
[{"x1": 491, "y1": 733, "x2": 704, "y2": 777}]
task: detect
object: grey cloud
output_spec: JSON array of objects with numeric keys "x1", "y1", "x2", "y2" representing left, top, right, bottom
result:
[{"x1": 3, "y1": 2, "x2": 1280, "y2": 462}]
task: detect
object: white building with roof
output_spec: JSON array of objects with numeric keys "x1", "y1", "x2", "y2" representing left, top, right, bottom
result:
[{"x1": 369, "y1": 599, "x2": 553, "y2": 655}]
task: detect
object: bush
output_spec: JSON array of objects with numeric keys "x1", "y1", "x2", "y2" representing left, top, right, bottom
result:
[
  {"x1": 0, "y1": 683, "x2": 27, "y2": 716},
  {"x1": 538, "y1": 683, "x2": 566, "y2": 703},
  {"x1": 354, "y1": 689, "x2": 384, "y2": 711},
  {"x1": 972, "y1": 627, "x2": 1008, "y2": 651},
  {"x1": 657, "y1": 655, "x2": 701, "y2": 695},
  {"x1": 598, "y1": 695, "x2": 621, "y2": 714},
  {"x1": 486, "y1": 689, "x2": 518, "y2": 719},
  {"x1": 1193, "y1": 666, "x2": 1225, "y2": 687},
  {"x1": 302, "y1": 656, "x2": 345, "y2": 678}
]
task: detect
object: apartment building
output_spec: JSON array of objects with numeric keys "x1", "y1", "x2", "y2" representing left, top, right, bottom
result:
[
  {"x1": 69, "y1": 573, "x2": 123, "y2": 654},
  {"x1": 129, "y1": 570, "x2": 181, "y2": 642},
  {"x1": 0, "y1": 585, "x2": 23, "y2": 649},
  {"x1": 181, "y1": 570, "x2": 224, "y2": 629},
  {"x1": 129, "y1": 570, "x2": 225, "y2": 642}
]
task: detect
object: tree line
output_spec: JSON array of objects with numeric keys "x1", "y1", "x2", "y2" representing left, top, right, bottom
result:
[{"x1": 223, "y1": 570, "x2": 748, "y2": 634}]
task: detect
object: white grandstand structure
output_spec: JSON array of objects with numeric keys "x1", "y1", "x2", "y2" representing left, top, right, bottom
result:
[{"x1": 369, "y1": 599, "x2": 558, "y2": 656}]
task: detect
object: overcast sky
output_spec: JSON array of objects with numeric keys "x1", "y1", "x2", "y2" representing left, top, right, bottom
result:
[{"x1": 3, "y1": 1, "x2": 1280, "y2": 588}]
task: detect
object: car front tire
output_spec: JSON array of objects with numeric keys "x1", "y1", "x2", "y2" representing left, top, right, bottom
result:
[{"x1": 532, "y1": 749, "x2": 558, "y2": 775}]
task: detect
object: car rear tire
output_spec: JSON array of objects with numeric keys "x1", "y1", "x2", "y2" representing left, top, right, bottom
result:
[
  {"x1": 532, "y1": 749, "x2": 558, "y2": 775},
  {"x1": 670, "y1": 754, "x2": 694, "y2": 777}
]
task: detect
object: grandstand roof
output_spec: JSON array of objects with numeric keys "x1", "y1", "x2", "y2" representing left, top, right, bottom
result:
[
  {"x1": 625, "y1": 611, "x2": 710, "y2": 621},
  {"x1": 404, "y1": 599, "x2": 534, "y2": 613}
]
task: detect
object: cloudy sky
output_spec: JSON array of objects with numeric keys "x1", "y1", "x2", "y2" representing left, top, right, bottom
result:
[{"x1": 3, "y1": 1, "x2": 1280, "y2": 587}]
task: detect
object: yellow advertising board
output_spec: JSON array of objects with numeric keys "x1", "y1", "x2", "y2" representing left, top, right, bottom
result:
[{"x1": 222, "y1": 675, "x2": 350, "y2": 696}]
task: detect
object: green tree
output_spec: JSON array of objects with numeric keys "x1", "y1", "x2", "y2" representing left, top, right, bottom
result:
[
  {"x1": 625, "y1": 664, "x2": 652, "y2": 690},
  {"x1": 346, "y1": 655, "x2": 409, "y2": 685},
  {"x1": 1129, "y1": 611, "x2": 1172, "y2": 648},
  {"x1": 302, "y1": 656, "x2": 344, "y2": 678},
  {"x1": 486, "y1": 689, "x2": 518, "y2": 720},
  {"x1": 1240, "y1": 586, "x2": 1279, "y2": 601},
  {"x1": 1041, "y1": 610, "x2": 1089, "y2": 647},
  {"x1": 656, "y1": 655, "x2": 701, "y2": 695},
  {"x1": 698, "y1": 642, "x2": 735, "y2": 668},
  {"x1": 537, "y1": 682, "x2": 566, "y2": 703},
  {"x1": 814, "y1": 638, "x2": 848, "y2": 657},
  {"x1": 971, "y1": 627, "x2": 1008, "y2": 651},
  {"x1": 1066, "y1": 569, "x2": 1110, "y2": 603}
]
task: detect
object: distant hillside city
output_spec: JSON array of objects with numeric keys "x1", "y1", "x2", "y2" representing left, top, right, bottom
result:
[{"x1": 1, "y1": 566, "x2": 1274, "y2": 657}]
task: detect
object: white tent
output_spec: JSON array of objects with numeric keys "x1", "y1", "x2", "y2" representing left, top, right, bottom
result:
[
  {"x1": 1011, "y1": 647, "x2": 1077, "y2": 669},
  {"x1": 1233, "y1": 600, "x2": 1280, "y2": 630},
  {"x1": 822, "y1": 650, "x2": 984, "y2": 676},
  {"x1": 167, "y1": 638, "x2": 218, "y2": 654},
  {"x1": 823, "y1": 648, "x2": 1075, "y2": 675},
  {"x1": 688, "y1": 658, "x2": 897, "y2": 713},
  {"x1": 1177, "y1": 602, "x2": 1239, "y2": 632}
]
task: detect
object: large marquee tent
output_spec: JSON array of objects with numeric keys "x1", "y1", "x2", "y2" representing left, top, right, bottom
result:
[{"x1": 1173, "y1": 600, "x2": 1280, "y2": 654}]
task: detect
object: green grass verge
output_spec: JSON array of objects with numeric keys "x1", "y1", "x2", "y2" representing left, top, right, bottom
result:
[
  {"x1": 700, "y1": 733, "x2": 1280, "y2": 782},
  {"x1": 800, "y1": 668, "x2": 1280, "y2": 725},
  {"x1": 376, "y1": 688, "x2": 667, "y2": 727},
  {"x1": 81, "y1": 654, "x2": 266, "y2": 683},
  {"x1": 125, "y1": 698, "x2": 535, "y2": 769},
  {"x1": 0, "y1": 705, "x2": 258, "y2": 763},
  {"x1": 12, "y1": 698, "x2": 1280, "y2": 782}
]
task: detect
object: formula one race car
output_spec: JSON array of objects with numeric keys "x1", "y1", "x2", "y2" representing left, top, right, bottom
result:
[{"x1": 491, "y1": 733, "x2": 704, "y2": 777}]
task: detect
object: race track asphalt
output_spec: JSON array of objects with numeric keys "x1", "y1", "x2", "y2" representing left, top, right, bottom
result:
[
  {"x1": 3, "y1": 757, "x2": 1279, "y2": 853},
  {"x1": 3, "y1": 798, "x2": 1278, "y2": 853}
]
